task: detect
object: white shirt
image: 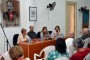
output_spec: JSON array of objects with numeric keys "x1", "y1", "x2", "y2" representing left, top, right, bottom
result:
[
  {"x1": 65, "y1": 38, "x2": 74, "y2": 48},
  {"x1": 65, "y1": 38, "x2": 74, "y2": 57},
  {"x1": 17, "y1": 33, "x2": 30, "y2": 43},
  {"x1": 52, "y1": 30, "x2": 64, "y2": 39}
]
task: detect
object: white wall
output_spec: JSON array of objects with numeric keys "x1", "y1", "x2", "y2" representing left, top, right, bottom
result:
[
  {"x1": 67, "y1": 0, "x2": 90, "y2": 37},
  {"x1": 34, "y1": 0, "x2": 66, "y2": 34}
]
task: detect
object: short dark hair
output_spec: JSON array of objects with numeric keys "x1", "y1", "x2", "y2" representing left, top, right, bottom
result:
[{"x1": 55, "y1": 38, "x2": 66, "y2": 54}]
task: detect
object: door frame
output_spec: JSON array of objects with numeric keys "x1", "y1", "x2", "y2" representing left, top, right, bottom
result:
[{"x1": 65, "y1": 1, "x2": 77, "y2": 37}]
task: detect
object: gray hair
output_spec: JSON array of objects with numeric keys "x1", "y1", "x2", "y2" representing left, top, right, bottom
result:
[{"x1": 73, "y1": 38, "x2": 84, "y2": 48}]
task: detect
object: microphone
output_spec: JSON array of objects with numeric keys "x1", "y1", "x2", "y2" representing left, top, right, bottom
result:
[{"x1": 0, "y1": 23, "x2": 2, "y2": 27}]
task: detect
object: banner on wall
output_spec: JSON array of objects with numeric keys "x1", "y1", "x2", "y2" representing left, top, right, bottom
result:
[
  {"x1": 1, "y1": 0, "x2": 20, "y2": 28},
  {"x1": 82, "y1": 10, "x2": 89, "y2": 28}
]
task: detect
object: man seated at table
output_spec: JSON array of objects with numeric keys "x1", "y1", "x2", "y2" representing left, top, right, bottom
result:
[
  {"x1": 27, "y1": 25, "x2": 37, "y2": 39},
  {"x1": 17, "y1": 28, "x2": 31, "y2": 44}
]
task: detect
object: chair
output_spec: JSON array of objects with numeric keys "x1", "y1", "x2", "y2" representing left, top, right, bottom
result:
[
  {"x1": 83, "y1": 38, "x2": 90, "y2": 48},
  {"x1": 83, "y1": 53, "x2": 90, "y2": 60},
  {"x1": 34, "y1": 45, "x2": 55, "y2": 60},
  {"x1": 13, "y1": 34, "x2": 19, "y2": 46},
  {"x1": 68, "y1": 45, "x2": 75, "y2": 57},
  {"x1": 48, "y1": 31, "x2": 52, "y2": 35},
  {"x1": 37, "y1": 32, "x2": 41, "y2": 38}
]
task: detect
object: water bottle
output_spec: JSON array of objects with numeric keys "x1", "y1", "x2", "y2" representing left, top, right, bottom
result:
[{"x1": 27, "y1": 37, "x2": 31, "y2": 43}]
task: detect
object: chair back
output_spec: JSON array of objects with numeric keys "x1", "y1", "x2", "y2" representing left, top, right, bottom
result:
[
  {"x1": 37, "y1": 32, "x2": 41, "y2": 38},
  {"x1": 48, "y1": 31, "x2": 52, "y2": 35},
  {"x1": 83, "y1": 53, "x2": 90, "y2": 60},
  {"x1": 68, "y1": 45, "x2": 75, "y2": 57},
  {"x1": 0, "y1": 52, "x2": 12, "y2": 60},
  {"x1": 13, "y1": 34, "x2": 19, "y2": 46},
  {"x1": 34, "y1": 45, "x2": 55, "y2": 60}
]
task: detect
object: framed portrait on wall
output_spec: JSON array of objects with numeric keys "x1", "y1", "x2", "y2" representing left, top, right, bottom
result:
[
  {"x1": 1, "y1": 0, "x2": 20, "y2": 28},
  {"x1": 29, "y1": 7, "x2": 37, "y2": 21}
]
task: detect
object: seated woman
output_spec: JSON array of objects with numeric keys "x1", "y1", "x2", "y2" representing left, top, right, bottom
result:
[
  {"x1": 40, "y1": 27, "x2": 50, "y2": 40},
  {"x1": 0, "y1": 46, "x2": 25, "y2": 60},
  {"x1": 52, "y1": 26, "x2": 64, "y2": 39},
  {"x1": 17, "y1": 28, "x2": 31, "y2": 44},
  {"x1": 47, "y1": 38, "x2": 69, "y2": 60}
]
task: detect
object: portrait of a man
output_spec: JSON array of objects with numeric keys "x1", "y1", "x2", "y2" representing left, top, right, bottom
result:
[{"x1": 2, "y1": 0, "x2": 20, "y2": 27}]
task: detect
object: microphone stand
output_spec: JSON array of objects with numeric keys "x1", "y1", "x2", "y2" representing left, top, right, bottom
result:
[{"x1": 0, "y1": 24, "x2": 11, "y2": 51}]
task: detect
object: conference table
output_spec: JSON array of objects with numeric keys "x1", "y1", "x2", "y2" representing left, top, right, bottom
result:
[{"x1": 19, "y1": 39, "x2": 56, "y2": 60}]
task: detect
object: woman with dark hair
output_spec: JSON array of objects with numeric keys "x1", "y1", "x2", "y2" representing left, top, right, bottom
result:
[
  {"x1": 40, "y1": 27, "x2": 50, "y2": 40},
  {"x1": 53, "y1": 26, "x2": 64, "y2": 39},
  {"x1": 47, "y1": 38, "x2": 69, "y2": 60}
]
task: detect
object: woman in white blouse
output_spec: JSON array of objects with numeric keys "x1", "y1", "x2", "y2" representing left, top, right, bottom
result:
[
  {"x1": 53, "y1": 26, "x2": 64, "y2": 39},
  {"x1": 17, "y1": 28, "x2": 30, "y2": 44}
]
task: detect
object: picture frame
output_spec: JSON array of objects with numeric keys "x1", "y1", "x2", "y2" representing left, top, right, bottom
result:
[
  {"x1": 2, "y1": 0, "x2": 20, "y2": 27},
  {"x1": 29, "y1": 7, "x2": 37, "y2": 21}
]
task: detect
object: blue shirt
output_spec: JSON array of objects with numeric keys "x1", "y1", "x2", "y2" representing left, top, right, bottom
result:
[{"x1": 47, "y1": 50, "x2": 69, "y2": 60}]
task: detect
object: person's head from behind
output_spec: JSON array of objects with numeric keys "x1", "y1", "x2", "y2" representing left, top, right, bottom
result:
[
  {"x1": 55, "y1": 38, "x2": 66, "y2": 54},
  {"x1": 82, "y1": 28, "x2": 89, "y2": 35},
  {"x1": 67, "y1": 31, "x2": 74, "y2": 38},
  {"x1": 9, "y1": 46, "x2": 24, "y2": 60},
  {"x1": 73, "y1": 38, "x2": 84, "y2": 50},
  {"x1": 55, "y1": 26, "x2": 60, "y2": 32},
  {"x1": 21, "y1": 28, "x2": 27, "y2": 36},
  {"x1": 6, "y1": 1, "x2": 14, "y2": 11},
  {"x1": 42, "y1": 27, "x2": 48, "y2": 34},
  {"x1": 29, "y1": 26, "x2": 34, "y2": 32}
]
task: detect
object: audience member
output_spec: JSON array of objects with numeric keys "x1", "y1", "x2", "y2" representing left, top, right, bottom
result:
[
  {"x1": 53, "y1": 26, "x2": 64, "y2": 39},
  {"x1": 80, "y1": 28, "x2": 90, "y2": 48},
  {"x1": 65, "y1": 31, "x2": 75, "y2": 57},
  {"x1": 47, "y1": 38, "x2": 69, "y2": 60},
  {"x1": 41, "y1": 27, "x2": 50, "y2": 40},
  {"x1": 70, "y1": 38, "x2": 90, "y2": 60},
  {"x1": 83, "y1": 37, "x2": 90, "y2": 48},
  {"x1": 27, "y1": 26, "x2": 37, "y2": 39},
  {"x1": 17, "y1": 28, "x2": 30, "y2": 44},
  {"x1": 0, "y1": 46, "x2": 24, "y2": 60}
]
